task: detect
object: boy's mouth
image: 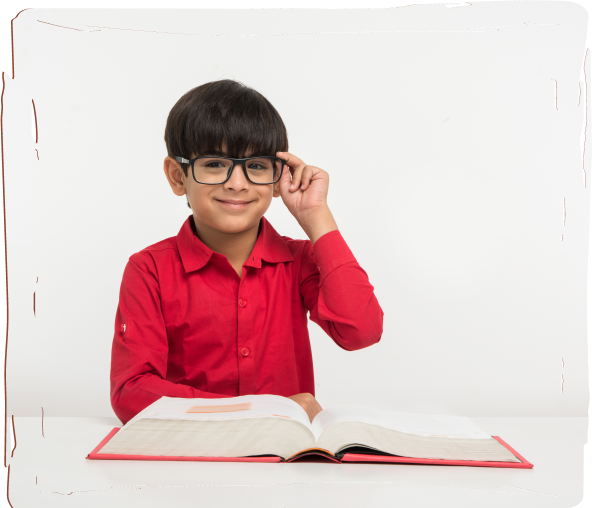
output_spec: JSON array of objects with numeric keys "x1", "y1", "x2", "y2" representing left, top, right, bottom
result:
[{"x1": 215, "y1": 198, "x2": 254, "y2": 209}]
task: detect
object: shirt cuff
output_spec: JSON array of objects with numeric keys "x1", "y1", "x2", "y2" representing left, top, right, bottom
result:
[{"x1": 313, "y1": 230, "x2": 357, "y2": 283}]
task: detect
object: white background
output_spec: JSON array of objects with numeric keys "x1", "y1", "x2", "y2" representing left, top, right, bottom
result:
[{"x1": 7, "y1": 4, "x2": 591, "y2": 418}]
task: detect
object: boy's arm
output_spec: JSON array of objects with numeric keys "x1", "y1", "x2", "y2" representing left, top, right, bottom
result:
[
  {"x1": 110, "y1": 256, "x2": 229, "y2": 426},
  {"x1": 299, "y1": 230, "x2": 384, "y2": 350},
  {"x1": 275, "y1": 150, "x2": 383, "y2": 349}
]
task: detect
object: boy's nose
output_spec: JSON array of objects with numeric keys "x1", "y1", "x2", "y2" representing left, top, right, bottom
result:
[{"x1": 224, "y1": 163, "x2": 250, "y2": 190}]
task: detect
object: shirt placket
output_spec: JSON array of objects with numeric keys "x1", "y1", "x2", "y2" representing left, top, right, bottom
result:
[{"x1": 237, "y1": 267, "x2": 256, "y2": 395}]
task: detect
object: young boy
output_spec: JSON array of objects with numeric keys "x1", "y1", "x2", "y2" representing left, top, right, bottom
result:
[{"x1": 110, "y1": 79, "x2": 384, "y2": 426}]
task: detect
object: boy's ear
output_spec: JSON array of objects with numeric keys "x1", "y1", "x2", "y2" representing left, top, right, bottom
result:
[{"x1": 163, "y1": 156, "x2": 187, "y2": 197}]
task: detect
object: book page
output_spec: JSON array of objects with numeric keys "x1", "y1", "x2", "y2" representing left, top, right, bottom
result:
[
  {"x1": 315, "y1": 421, "x2": 520, "y2": 462},
  {"x1": 100, "y1": 416, "x2": 318, "y2": 460},
  {"x1": 123, "y1": 394, "x2": 313, "y2": 433},
  {"x1": 311, "y1": 406, "x2": 490, "y2": 442}
]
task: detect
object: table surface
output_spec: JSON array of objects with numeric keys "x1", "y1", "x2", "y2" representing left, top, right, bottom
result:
[{"x1": 6, "y1": 416, "x2": 588, "y2": 508}]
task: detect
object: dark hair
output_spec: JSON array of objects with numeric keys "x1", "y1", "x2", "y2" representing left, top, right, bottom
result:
[{"x1": 164, "y1": 79, "x2": 289, "y2": 176}]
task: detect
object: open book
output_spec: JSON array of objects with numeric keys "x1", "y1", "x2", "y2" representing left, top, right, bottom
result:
[{"x1": 87, "y1": 395, "x2": 532, "y2": 468}]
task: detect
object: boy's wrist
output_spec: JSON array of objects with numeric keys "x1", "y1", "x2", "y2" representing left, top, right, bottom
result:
[{"x1": 298, "y1": 206, "x2": 338, "y2": 245}]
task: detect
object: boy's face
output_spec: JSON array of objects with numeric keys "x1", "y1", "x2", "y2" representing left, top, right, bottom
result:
[{"x1": 163, "y1": 149, "x2": 281, "y2": 236}]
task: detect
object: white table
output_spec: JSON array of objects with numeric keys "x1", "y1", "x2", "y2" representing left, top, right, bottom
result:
[{"x1": 7, "y1": 416, "x2": 588, "y2": 507}]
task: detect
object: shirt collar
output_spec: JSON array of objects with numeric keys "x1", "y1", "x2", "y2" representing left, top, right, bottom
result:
[{"x1": 176, "y1": 215, "x2": 294, "y2": 273}]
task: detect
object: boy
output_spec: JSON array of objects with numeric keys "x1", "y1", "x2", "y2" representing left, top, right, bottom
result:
[{"x1": 110, "y1": 79, "x2": 384, "y2": 426}]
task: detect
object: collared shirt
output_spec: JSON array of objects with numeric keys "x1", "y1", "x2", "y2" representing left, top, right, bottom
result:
[{"x1": 110, "y1": 215, "x2": 384, "y2": 425}]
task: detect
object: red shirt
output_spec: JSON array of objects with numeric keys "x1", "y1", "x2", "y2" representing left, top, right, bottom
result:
[{"x1": 110, "y1": 215, "x2": 384, "y2": 425}]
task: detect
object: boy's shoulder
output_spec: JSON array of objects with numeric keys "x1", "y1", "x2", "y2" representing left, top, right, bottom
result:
[
  {"x1": 127, "y1": 236, "x2": 179, "y2": 270},
  {"x1": 274, "y1": 233, "x2": 315, "y2": 266}
]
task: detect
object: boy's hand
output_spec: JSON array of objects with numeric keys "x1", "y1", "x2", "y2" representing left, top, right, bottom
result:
[
  {"x1": 276, "y1": 151, "x2": 338, "y2": 244},
  {"x1": 287, "y1": 392, "x2": 323, "y2": 422},
  {"x1": 277, "y1": 152, "x2": 328, "y2": 214}
]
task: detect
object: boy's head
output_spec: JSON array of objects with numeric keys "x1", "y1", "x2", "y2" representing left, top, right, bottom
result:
[{"x1": 163, "y1": 79, "x2": 289, "y2": 236}]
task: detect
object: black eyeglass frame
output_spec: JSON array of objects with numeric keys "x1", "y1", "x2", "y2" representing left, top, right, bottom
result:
[{"x1": 175, "y1": 155, "x2": 286, "y2": 185}]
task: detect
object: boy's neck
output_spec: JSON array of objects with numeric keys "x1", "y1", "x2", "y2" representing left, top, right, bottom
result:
[{"x1": 191, "y1": 216, "x2": 260, "y2": 267}]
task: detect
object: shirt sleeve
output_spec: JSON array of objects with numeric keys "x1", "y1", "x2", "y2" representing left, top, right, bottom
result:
[
  {"x1": 299, "y1": 230, "x2": 384, "y2": 351},
  {"x1": 110, "y1": 254, "x2": 230, "y2": 425}
]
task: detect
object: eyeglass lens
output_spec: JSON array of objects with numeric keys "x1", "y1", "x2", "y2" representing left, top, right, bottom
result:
[{"x1": 193, "y1": 157, "x2": 282, "y2": 184}]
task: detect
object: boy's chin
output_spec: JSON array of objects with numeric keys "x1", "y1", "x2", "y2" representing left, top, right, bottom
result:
[{"x1": 208, "y1": 215, "x2": 262, "y2": 235}]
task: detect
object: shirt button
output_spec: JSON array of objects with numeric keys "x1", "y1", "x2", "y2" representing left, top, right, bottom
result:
[
  {"x1": 241, "y1": 348, "x2": 250, "y2": 357},
  {"x1": 120, "y1": 324, "x2": 126, "y2": 333},
  {"x1": 317, "y1": 266, "x2": 320, "y2": 271},
  {"x1": 239, "y1": 298, "x2": 248, "y2": 308}
]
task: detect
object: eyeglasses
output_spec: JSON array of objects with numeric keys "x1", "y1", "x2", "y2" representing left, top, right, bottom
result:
[{"x1": 175, "y1": 155, "x2": 286, "y2": 185}]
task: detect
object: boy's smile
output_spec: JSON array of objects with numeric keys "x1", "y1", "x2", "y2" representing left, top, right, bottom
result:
[{"x1": 214, "y1": 198, "x2": 255, "y2": 210}]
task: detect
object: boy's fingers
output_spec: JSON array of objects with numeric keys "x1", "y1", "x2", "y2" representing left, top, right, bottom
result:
[
  {"x1": 301, "y1": 166, "x2": 319, "y2": 191},
  {"x1": 313, "y1": 398, "x2": 322, "y2": 415},
  {"x1": 277, "y1": 151, "x2": 305, "y2": 169},
  {"x1": 279, "y1": 164, "x2": 291, "y2": 183},
  {"x1": 310, "y1": 405, "x2": 319, "y2": 421},
  {"x1": 278, "y1": 151, "x2": 307, "y2": 191},
  {"x1": 290, "y1": 166, "x2": 304, "y2": 191},
  {"x1": 307, "y1": 394, "x2": 322, "y2": 420},
  {"x1": 278, "y1": 164, "x2": 295, "y2": 194},
  {"x1": 291, "y1": 164, "x2": 314, "y2": 191},
  {"x1": 301, "y1": 166, "x2": 315, "y2": 190}
]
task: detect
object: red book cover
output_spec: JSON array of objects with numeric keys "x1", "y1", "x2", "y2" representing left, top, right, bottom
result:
[{"x1": 86, "y1": 428, "x2": 533, "y2": 468}]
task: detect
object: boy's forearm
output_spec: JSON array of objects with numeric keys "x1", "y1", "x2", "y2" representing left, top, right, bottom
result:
[
  {"x1": 111, "y1": 374, "x2": 230, "y2": 425},
  {"x1": 298, "y1": 206, "x2": 339, "y2": 245}
]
